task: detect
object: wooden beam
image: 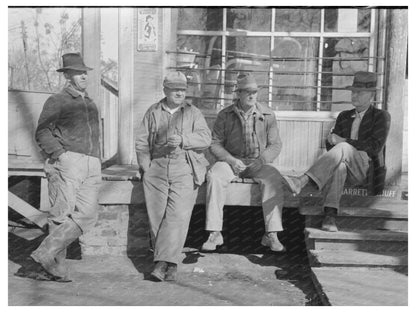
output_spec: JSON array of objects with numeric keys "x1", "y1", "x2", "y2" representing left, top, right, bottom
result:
[
  {"x1": 8, "y1": 191, "x2": 48, "y2": 229},
  {"x1": 385, "y1": 9, "x2": 408, "y2": 185},
  {"x1": 82, "y1": 8, "x2": 101, "y2": 105},
  {"x1": 118, "y1": 8, "x2": 135, "y2": 164}
]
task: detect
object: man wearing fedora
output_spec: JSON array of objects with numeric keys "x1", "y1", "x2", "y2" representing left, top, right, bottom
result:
[
  {"x1": 135, "y1": 71, "x2": 211, "y2": 282},
  {"x1": 284, "y1": 71, "x2": 391, "y2": 232},
  {"x1": 201, "y1": 72, "x2": 286, "y2": 253},
  {"x1": 16, "y1": 53, "x2": 101, "y2": 282}
]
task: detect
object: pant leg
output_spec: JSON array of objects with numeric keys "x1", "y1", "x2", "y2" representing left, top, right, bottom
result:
[
  {"x1": 72, "y1": 155, "x2": 101, "y2": 232},
  {"x1": 153, "y1": 158, "x2": 197, "y2": 264},
  {"x1": 307, "y1": 142, "x2": 370, "y2": 210},
  {"x1": 205, "y1": 161, "x2": 237, "y2": 231},
  {"x1": 142, "y1": 158, "x2": 170, "y2": 245},
  {"x1": 250, "y1": 164, "x2": 284, "y2": 232}
]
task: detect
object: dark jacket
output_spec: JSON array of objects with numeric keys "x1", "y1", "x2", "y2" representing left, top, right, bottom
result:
[
  {"x1": 35, "y1": 86, "x2": 101, "y2": 160},
  {"x1": 327, "y1": 105, "x2": 391, "y2": 193},
  {"x1": 135, "y1": 98, "x2": 211, "y2": 185},
  {"x1": 210, "y1": 101, "x2": 282, "y2": 164}
]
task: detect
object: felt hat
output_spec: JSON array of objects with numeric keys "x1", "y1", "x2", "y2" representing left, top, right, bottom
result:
[
  {"x1": 346, "y1": 71, "x2": 377, "y2": 91},
  {"x1": 56, "y1": 53, "x2": 93, "y2": 72},
  {"x1": 236, "y1": 73, "x2": 258, "y2": 92}
]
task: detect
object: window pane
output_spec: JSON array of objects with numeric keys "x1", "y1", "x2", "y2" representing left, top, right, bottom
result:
[
  {"x1": 321, "y1": 37, "x2": 370, "y2": 111},
  {"x1": 8, "y1": 7, "x2": 82, "y2": 92},
  {"x1": 177, "y1": 8, "x2": 223, "y2": 31},
  {"x1": 175, "y1": 35, "x2": 223, "y2": 110},
  {"x1": 325, "y1": 8, "x2": 371, "y2": 33},
  {"x1": 275, "y1": 9, "x2": 321, "y2": 32},
  {"x1": 271, "y1": 37, "x2": 319, "y2": 111},
  {"x1": 226, "y1": 8, "x2": 271, "y2": 31},
  {"x1": 225, "y1": 37, "x2": 271, "y2": 105}
]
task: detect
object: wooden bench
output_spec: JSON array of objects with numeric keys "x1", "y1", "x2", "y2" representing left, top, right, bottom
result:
[{"x1": 99, "y1": 164, "x2": 307, "y2": 208}]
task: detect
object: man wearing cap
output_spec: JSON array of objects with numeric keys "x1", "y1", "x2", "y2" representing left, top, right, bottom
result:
[
  {"x1": 16, "y1": 53, "x2": 101, "y2": 282},
  {"x1": 135, "y1": 71, "x2": 211, "y2": 282},
  {"x1": 284, "y1": 71, "x2": 391, "y2": 232},
  {"x1": 201, "y1": 73, "x2": 286, "y2": 253}
]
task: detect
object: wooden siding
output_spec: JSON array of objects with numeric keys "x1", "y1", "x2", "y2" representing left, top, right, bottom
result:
[{"x1": 8, "y1": 91, "x2": 49, "y2": 165}]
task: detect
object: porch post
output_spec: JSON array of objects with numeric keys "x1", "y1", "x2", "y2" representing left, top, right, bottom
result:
[
  {"x1": 118, "y1": 8, "x2": 135, "y2": 164},
  {"x1": 82, "y1": 8, "x2": 101, "y2": 105},
  {"x1": 384, "y1": 9, "x2": 408, "y2": 186}
]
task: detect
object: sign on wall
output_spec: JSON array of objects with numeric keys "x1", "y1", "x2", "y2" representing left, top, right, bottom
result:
[{"x1": 137, "y1": 8, "x2": 158, "y2": 52}]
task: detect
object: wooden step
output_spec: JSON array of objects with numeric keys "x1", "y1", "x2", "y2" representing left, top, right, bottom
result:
[
  {"x1": 308, "y1": 249, "x2": 408, "y2": 267},
  {"x1": 305, "y1": 215, "x2": 408, "y2": 231},
  {"x1": 299, "y1": 201, "x2": 408, "y2": 219},
  {"x1": 305, "y1": 228, "x2": 408, "y2": 253}
]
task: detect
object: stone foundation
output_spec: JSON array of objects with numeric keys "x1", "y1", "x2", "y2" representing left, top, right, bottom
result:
[{"x1": 80, "y1": 204, "x2": 150, "y2": 256}]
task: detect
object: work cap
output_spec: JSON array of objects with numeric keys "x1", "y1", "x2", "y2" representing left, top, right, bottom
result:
[{"x1": 163, "y1": 71, "x2": 187, "y2": 90}]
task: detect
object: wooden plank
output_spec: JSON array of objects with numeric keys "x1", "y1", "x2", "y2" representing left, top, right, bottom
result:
[
  {"x1": 305, "y1": 228, "x2": 408, "y2": 241},
  {"x1": 309, "y1": 249, "x2": 408, "y2": 267},
  {"x1": 8, "y1": 191, "x2": 48, "y2": 228},
  {"x1": 385, "y1": 9, "x2": 408, "y2": 185},
  {"x1": 119, "y1": 8, "x2": 135, "y2": 164}
]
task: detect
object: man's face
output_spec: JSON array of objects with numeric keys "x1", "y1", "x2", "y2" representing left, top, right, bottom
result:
[
  {"x1": 238, "y1": 90, "x2": 258, "y2": 107},
  {"x1": 64, "y1": 70, "x2": 88, "y2": 92},
  {"x1": 351, "y1": 89, "x2": 374, "y2": 111},
  {"x1": 164, "y1": 88, "x2": 186, "y2": 106}
]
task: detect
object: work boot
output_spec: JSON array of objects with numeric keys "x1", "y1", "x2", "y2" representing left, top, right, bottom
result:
[
  {"x1": 31, "y1": 219, "x2": 82, "y2": 282},
  {"x1": 48, "y1": 221, "x2": 69, "y2": 280},
  {"x1": 261, "y1": 232, "x2": 286, "y2": 252},
  {"x1": 164, "y1": 262, "x2": 177, "y2": 282},
  {"x1": 201, "y1": 231, "x2": 223, "y2": 251},
  {"x1": 150, "y1": 261, "x2": 168, "y2": 281},
  {"x1": 321, "y1": 216, "x2": 338, "y2": 232},
  {"x1": 15, "y1": 257, "x2": 57, "y2": 282}
]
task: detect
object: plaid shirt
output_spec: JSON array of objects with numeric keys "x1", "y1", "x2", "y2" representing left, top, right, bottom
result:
[{"x1": 233, "y1": 103, "x2": 260, "y2": 159}]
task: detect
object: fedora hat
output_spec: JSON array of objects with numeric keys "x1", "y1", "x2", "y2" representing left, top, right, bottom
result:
[
  {"x1": 56, "y1": 53, "x2": 93, "y2": 72},
  {"x1": 346, "y1": 71, "x2": 377, "y2": 91},
  {"x1": 236, "y1": 73, "x2": 258, "y2": 92}
]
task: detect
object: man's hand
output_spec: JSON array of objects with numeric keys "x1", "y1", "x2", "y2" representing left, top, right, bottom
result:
[
  {"x1": 328, "y1": 133, "x2": 346, "y2": 145},
  {"x1": 247, "y1": 158, "x2": 264, "y2": 173},
  {"x1": 136, "y1": 165, "x2": 149, "y2": 180},
  {"x1": 167, "y1": 134, "x2": 182, "y2": 148},
  {"x1": 229, "y1": 158, "x2": 247, "y2": 175}
]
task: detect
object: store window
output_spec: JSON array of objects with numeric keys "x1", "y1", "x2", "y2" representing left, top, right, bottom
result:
[
  {"x1": 171, "y1": 8, "x2": 384, "y2": 113},
  {"x1": 8, "y1": 7, "x2": 82, "y2": 93}
]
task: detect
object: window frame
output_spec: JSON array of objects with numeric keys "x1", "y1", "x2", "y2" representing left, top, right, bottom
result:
[{"x1": 173, "y1": 8, "x2": 386, "y2": 117}]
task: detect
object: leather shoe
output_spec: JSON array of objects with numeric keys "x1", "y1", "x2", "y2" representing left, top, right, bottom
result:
[
  {"x1": 321, "y1": 216, "x2": 338, "y2": 232},
  {"x1": 150, "y1": 261, "x2": 168, "y2": 281},
  {"x1": 164, "y1": 263, "x2": 177, "y2": 281},
  {"x1": 261, "y1": 232, "x2": 286, "y2": 252},
  {"x1": 201, "y1": 231, "x2": 223, "y2": 251},
  {"x1": 283, "y1": 176, "x2": 303, "y2": 195}
]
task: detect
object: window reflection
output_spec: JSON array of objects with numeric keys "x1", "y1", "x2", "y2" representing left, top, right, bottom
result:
[
  {"x1": 227, "y1": 8, "x2": 271, "y2": 31},
  {"x1": 275, "y1": 9, "x2": 320, "y2": 32},
  {"x1": 325, "y1": 8, "x2": 371, "y2": 32},
  {"x1": 178, "y1": 8, "x2": 223, "y2": 31}
]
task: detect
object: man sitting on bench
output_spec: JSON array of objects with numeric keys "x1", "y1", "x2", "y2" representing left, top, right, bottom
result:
[
  {"x1": 284, "y1": 71, "x2": 391, "y2": 232},
  {"x1": 201, "y1": 73, "x2": 286, "y2": 252}
]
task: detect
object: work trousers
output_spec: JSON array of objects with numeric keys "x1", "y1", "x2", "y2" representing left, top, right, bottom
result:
[
  {"x1": 306, "y1": 142, "x2": 370, "y2": 210},
  {"x1": 43, "y1": 151, "x2": 101, "y2": 233},
  {"x1": 143, "y1": 156, "x2": 198, "y2": 264},
  {"x1": 205, "y1": 161, "x2": 285, "y2": 232}
]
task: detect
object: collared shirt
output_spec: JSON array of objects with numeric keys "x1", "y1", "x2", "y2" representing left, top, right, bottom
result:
[
  {"x1": 234, "y1": 102, "x2": 260, "y2": 159},
  {"x1": 152, "y1": 101, "x2": 186, "y2": 158},
  {"x1": 350, "y1": 107, "x2": 369, "y2": 140}
]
